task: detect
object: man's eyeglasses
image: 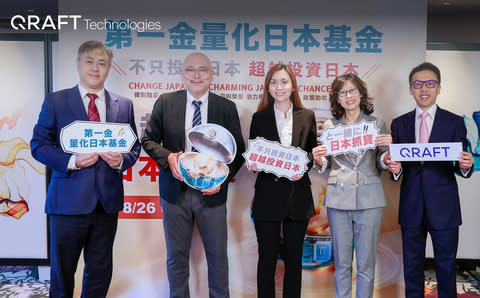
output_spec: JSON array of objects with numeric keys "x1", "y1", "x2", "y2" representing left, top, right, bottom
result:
[
  {"x1": 182, "y1": 66, "x2": 211, "y2": 74},
  {"x1": 337, "y1": 87, "x2": 359, "y2": 98},
  {"x1": 410, "y1": 80, "x2": 438, "y2": 89}
]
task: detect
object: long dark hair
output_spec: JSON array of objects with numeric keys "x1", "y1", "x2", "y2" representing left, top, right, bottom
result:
[{"x1": 257, "y1": 64, "x2": 304, "y2": 112}]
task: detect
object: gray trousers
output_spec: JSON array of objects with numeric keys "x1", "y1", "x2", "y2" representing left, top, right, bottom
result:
[
  {"x1": 327, "y1": 207, "x2": 383, "y2": 298},
  {"x1": 161, "y1": 188, "x2": 229, "y2": 298}
]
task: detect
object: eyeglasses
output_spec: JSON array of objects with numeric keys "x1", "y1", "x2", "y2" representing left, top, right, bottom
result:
[
  {"x1": 410, "y1": 80, "x2": 438, "y2": 89},
  {"x1": 182, "y1": 66, "x2": 211, "y2": 74},
  {"x1": 337, "y1": 87, "x2": 358, "y2": 98}
]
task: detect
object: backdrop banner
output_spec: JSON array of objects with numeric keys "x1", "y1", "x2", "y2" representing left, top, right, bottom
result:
[{"x1": 53, "y1": 0, "x2": 428, "y2": 296}]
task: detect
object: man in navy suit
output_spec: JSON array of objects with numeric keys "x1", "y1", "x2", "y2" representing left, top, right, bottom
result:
[
  {"x1": 386, "y1": 62, "x2": 474, "y2": 297},
  {"x1": 31, "y1": 40, "x2": 141, "y2": 297},
  {"x1": 142, "y1": 52, "x2": 245, "y2": 298}
]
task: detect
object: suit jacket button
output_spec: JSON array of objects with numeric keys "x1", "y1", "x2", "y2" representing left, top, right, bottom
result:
[{"x1": 353, "y1": 166, "x2": 357, "y2": 171}]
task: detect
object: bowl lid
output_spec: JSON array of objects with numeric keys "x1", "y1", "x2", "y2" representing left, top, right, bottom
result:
[{"x1": 188, "y1": 123, "x2": 237, "y2": 163}]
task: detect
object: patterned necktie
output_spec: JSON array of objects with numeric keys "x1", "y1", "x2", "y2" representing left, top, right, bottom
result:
[
  {"x1": 419, "y1": 111, "x2": 429, "y2": 143},
  {"x1": 191, "y1": 100, "x2": 202, "y2": 152},
  {"x1": 87, "y1": 93, "x2": 100, "y2": 122}
]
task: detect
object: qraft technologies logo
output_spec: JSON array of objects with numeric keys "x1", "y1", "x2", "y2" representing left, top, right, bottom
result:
[
  {"x1": 10, "y1": 15, "x2": 82, "y2": 30},
  {"x1": 10, "y1": 15, "x2": 162, "y2": 32}
]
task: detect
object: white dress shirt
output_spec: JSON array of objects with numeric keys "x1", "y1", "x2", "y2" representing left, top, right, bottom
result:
[{"x1": 273, "y1": 104, "x2": 293, "y2": 146}]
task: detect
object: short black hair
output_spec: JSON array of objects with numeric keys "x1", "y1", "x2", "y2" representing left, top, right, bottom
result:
[{"x1": 409, "y1": 62, "x2": 441, "y2": 85}]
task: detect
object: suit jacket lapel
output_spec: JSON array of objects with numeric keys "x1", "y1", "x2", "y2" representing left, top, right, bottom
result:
[
  {"x1": 68, "y1": 86, "x2": 88, "y2": 121},
  {"x1": 429, "y1": 106, "x2": 444, "y2": 143},
  {"x1": 178, "y1": 91, "x2": 187, "y2": 149},
  {"x1": 402, "y1": 110, "x2": 416, "y2": 143},
  {"x1": 291, "y1": 106, "x2": 302, "y2": 147},
  {"x1": 207, "y1": 93, "x2": 216, "y2": 123},
  {"x1": 105, "y1": 90, "x2": 119, "y2": 123},
  {"x1": 262, "y1": 106, "x2": 281, "y2": 143}
]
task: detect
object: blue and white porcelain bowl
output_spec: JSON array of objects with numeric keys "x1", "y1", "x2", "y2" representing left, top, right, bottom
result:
[{"x1": 179, "y1": 152, "x2": 229, "y2": 190}]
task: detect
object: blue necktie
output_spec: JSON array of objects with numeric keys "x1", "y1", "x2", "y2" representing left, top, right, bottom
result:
[{"x1": 192, "y1": 100, "x2": 202, "y2": 152}]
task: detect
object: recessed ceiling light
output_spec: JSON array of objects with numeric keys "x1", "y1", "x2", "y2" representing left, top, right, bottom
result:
[
  {"x1": 27, "y1": 9, "x2": 35, "y2": 13},
  {"x1": 442, "y1": 2, "x2": 451, "y2": 5}
]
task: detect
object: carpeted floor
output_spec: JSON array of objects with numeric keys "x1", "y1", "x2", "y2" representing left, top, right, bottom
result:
[
  {"x1": 1, "y1": 265, "x2": 480, "y2": 297},
  {"x1": 424, "y1": 267, "x2": 480, "y2": 297},
  {"x1": 0, "y1": 266, "x2": 49, "y2": 298}
]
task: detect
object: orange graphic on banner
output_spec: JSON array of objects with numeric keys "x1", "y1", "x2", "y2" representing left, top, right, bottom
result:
[
  {"x1": 0, "y1": 137, "x2": 45, "y2": 220},
  {"x1": 0, "y1": 196, "x2": 29, "y2": 219},
  {"x1": 0, "y1": 111, "x2": 23, "y2": 130},
  {"x1": 119, "y1": 196, "x2": 163, "y2": 219}
]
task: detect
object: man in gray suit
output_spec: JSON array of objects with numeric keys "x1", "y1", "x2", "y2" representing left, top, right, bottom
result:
[{"x1": 142, "y1": 52, "x2": 245, "y2": 298}]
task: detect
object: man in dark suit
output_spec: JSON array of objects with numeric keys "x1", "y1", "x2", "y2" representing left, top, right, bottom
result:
[
  {"x1": 386, "y1": 62, "x2": 474, "y2": 298},
  {"x1": 31, "y1": 40, "x2": 141, "y2": 297},
  {"x1": 141, "y1": 52, "x2": 245, "y2": 298}
]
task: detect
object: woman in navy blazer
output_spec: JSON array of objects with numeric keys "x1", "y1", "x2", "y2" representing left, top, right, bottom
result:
[
  {"x1": 313, "y1": 74, "x2": 392, "y2": 298},
  {"x1": 247, "y1": 64, "x2": 317, "y2": 298}
]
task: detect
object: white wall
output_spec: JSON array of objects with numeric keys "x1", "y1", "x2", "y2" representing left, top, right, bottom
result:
[{"x1": 426, "y1": 50, "x2": 480, "y2": 259}]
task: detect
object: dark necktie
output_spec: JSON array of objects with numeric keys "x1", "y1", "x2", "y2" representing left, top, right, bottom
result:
[
  {"x1": 87, "y1": 93, "x2": 100, "y2": 122},
  {"x1": 191, "y1": 100, "x2": 202, "y2": 152}
]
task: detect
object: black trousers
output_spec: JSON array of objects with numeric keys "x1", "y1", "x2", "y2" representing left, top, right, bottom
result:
[{"x1": 253, "y1": 217, "x2": 309, "y2": 298}]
